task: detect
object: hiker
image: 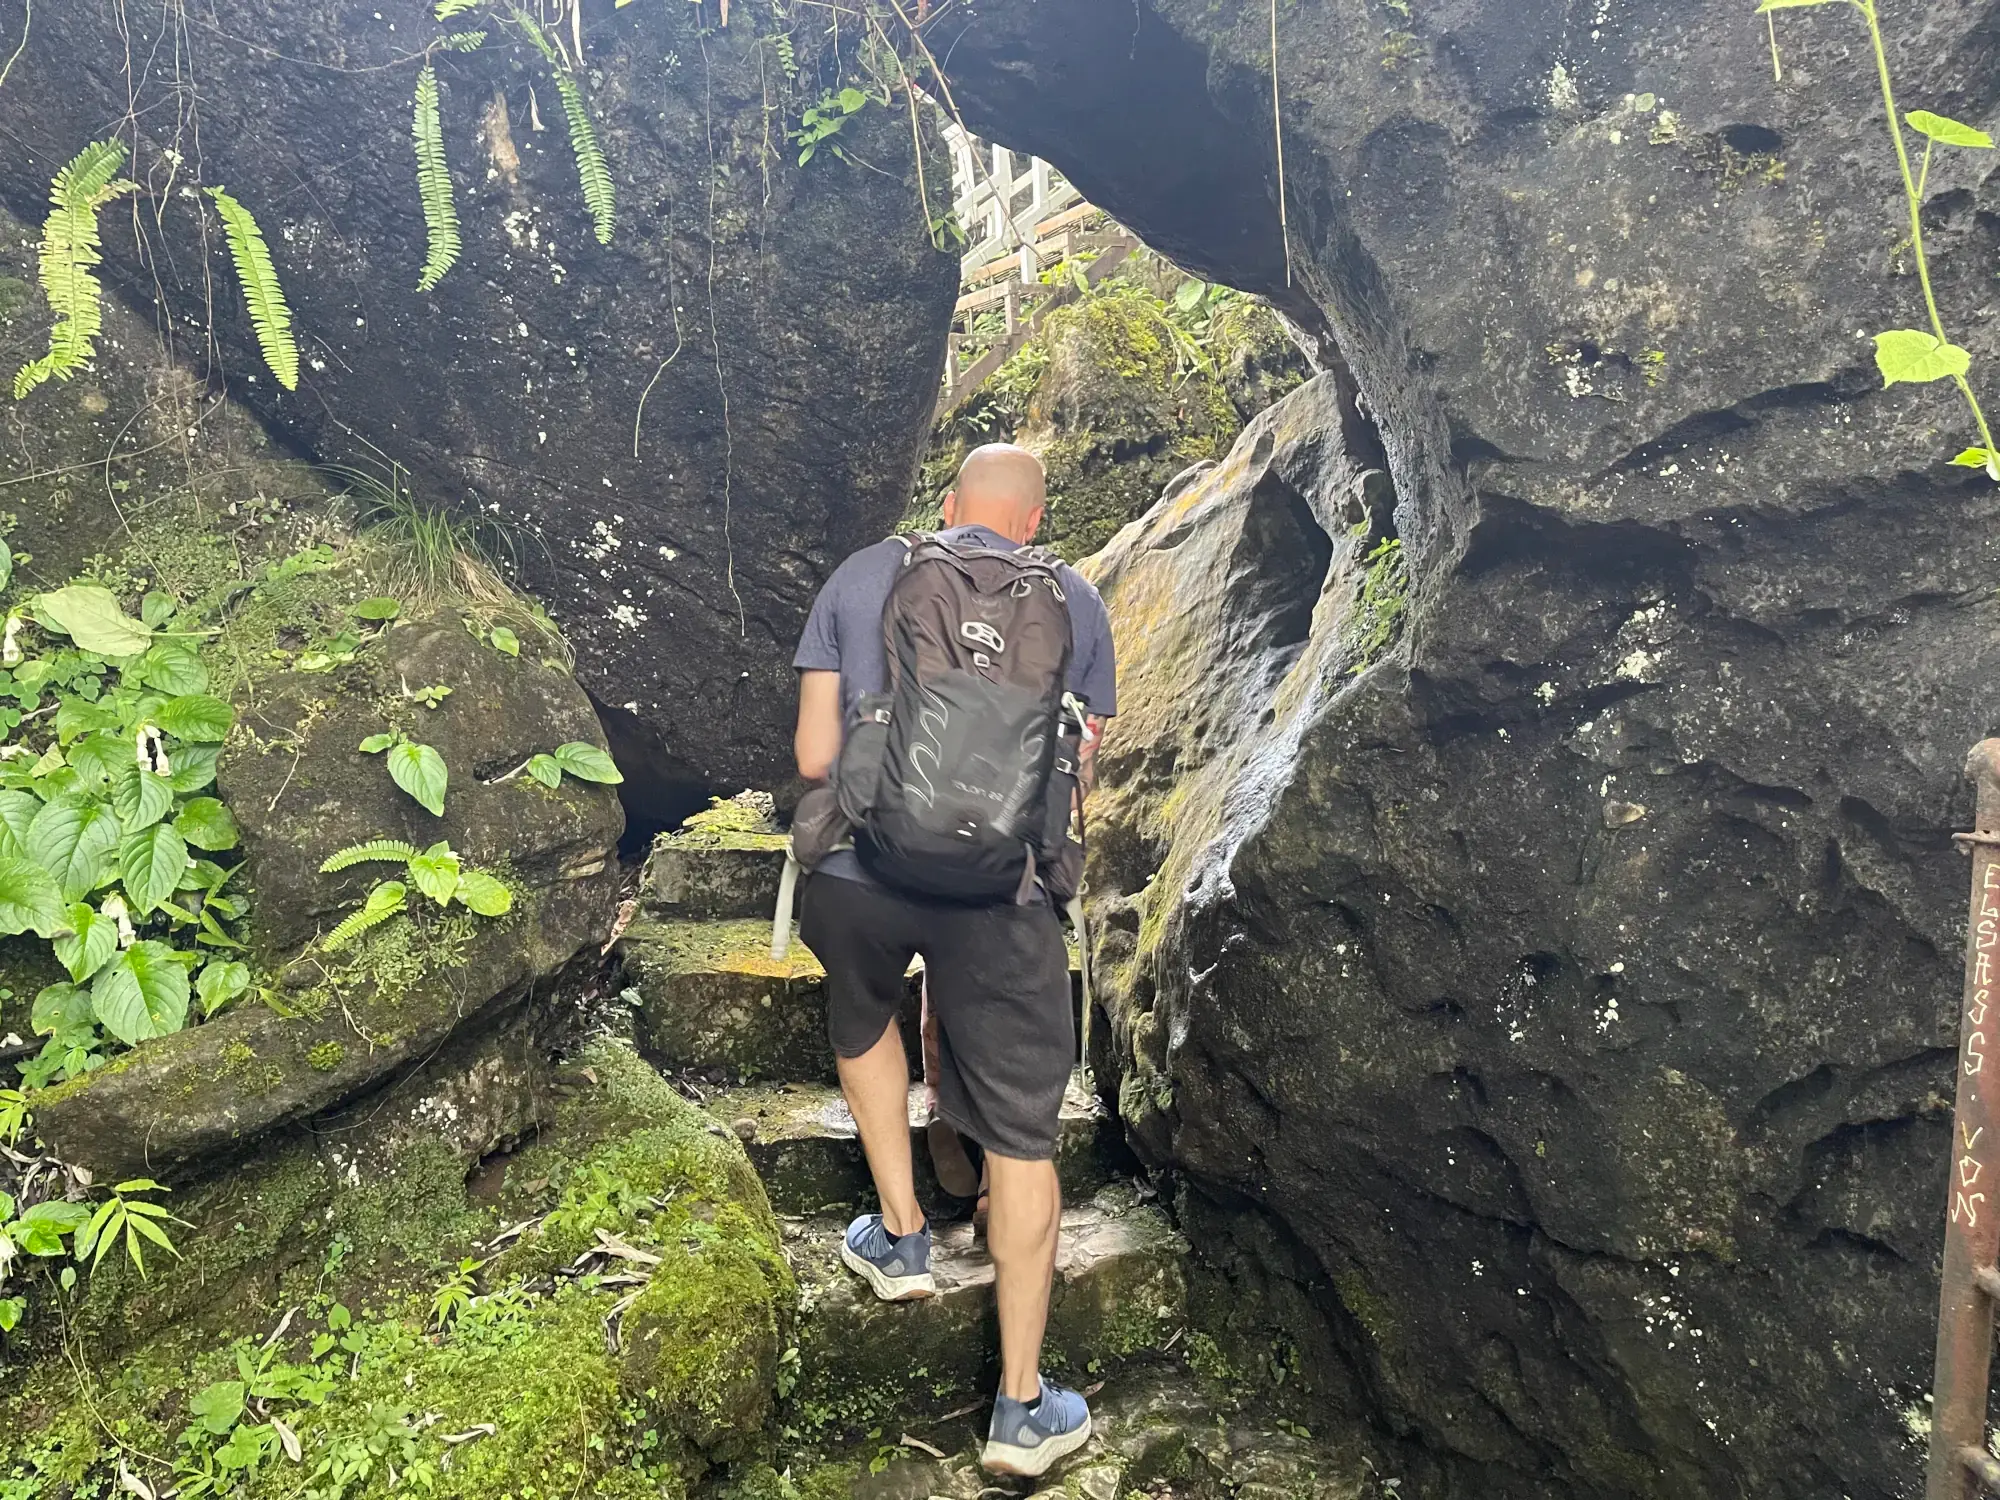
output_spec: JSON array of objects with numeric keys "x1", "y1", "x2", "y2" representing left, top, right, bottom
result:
[{"x1": 790, "y1": 443, "x2": 1115, "y2": 1477}]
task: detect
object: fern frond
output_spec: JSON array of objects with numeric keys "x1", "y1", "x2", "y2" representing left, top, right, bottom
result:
[
  {"x1": 412, "y1": 66, "x2": 462, "y2": 292},
  {"x1": 323, "y1": 881, "x2": 407, "y2": 951},
  {"x1": 15, "y1": 140, "x2": 136, "y2": 401},
  {"x1": 207, "y1": 187, "x2": 299, "y2": 392},
  {"x1": 319, "y1": 839, "x2": 419, "y2": 874},
  {"x1": 435, "y1": 0, "x2": 482, "y2": 17},
  {"x1": 517, "y1": 13, "x2": 615, "y2": 245},
  {"x1": 444, "y1": 30, "x2": 487, "y2": 50}
]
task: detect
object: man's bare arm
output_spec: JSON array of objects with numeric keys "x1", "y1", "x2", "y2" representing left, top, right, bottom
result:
[
  {"x1": 1078, "y1": 715, "x2": 1106, "y2": 798},
  {"x1": 795, "y1": 670, "x2": 842, "y2": 783}
]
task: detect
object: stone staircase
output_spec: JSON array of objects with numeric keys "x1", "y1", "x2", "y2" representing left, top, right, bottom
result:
[{"x1": 614, "y1": 805, "x2": 1363, "y2": 1495}]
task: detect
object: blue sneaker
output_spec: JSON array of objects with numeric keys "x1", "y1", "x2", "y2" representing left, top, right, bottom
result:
[
  {"x1": 838, "y1": 1213, "x2": 934, "y2": 1302},
  {"x1": 981, "y1": 1376, "x2": 1093, "y2": 1476}
]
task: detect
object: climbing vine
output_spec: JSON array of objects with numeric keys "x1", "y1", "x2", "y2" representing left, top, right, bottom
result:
[{"x1": 1759, "y1": 0, "x2": 2000, "y2": 476}]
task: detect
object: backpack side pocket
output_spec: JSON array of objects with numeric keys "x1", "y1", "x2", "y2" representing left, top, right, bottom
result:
[{"x1": 835, "y1": 694, "x2": 893, "y2": 828}]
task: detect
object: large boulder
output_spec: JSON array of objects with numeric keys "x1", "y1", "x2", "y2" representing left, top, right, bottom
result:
[
  {"x1": 0, "y1": 0, "x2": 959, "y2": 793},
  {"x1": 934, "y1": 3, "x2": 2000, "y2": 1497}
]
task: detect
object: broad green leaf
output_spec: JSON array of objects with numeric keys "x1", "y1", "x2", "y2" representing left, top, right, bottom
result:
[
  {"x1": 111, "y1": 762, "x2": 175, "y2": 830},
  {"x1": 154, "y1": 694, "x2": 234, "y2": 743},
  {"x1": 551, "y1": 741, "x2": 622, "y2": 784},
  {"x1": 0, "y1": 549, "x2": 11, "y2": 596},
  {"x1": 196, "y1": 960, "x2": 250, "y2": 1018},
  {"x1": 174, "y1": 797, "x2": 240, "y2": 851},
  {"x1": 454, "y1": 868, "x2": 512, "y2": 917},
  {"x1": 67, "y1": 733, "x2": 126, "y2": 789},
  {"x1": 0, "y1": 788, "x2": 39, "y2": 853},
  {"x1": 388, "y1": 741, "x2": 448, "y2": 816},
  {"x1": 137, "y1": 641, "x2": 207, "y2": 697},
  {"x1": 838, "y1": 86, "x2": 867, "y2": 111},
  {"x1": 120, "y1": 822, "x2": 189, "y2": 915},
  {"x1": 407, "y1": 843, "x2": 461, "y2": 905},
  {"x1": 30, "y1": 979, "x2": 94, "y2": 1045},
  {"x1": 358, "y1": 732, "x2": 397, "y2": 754},
  {"x1": 0, "y1": 856, "x2": 64, "y2": 938},
  {"x1": 168, "y1": 743, "x2": 220, "y2": 794},
  {"x1": 139, "y1": 591, "x2": 177, "y2": 629},
  {"x1": 190, "y1": 1380, "x2": 246, "y2": 1436},
  {"x1": 54, "y1": 696, "x2": 118, "y2": 745},
  {"x1": 1907, "y1": 110, "x2": 1994, "y2": 149},
  {"x1": 1174, "y1": 278, "x2": 1206, "y2": 312},
  {"x1": 352, "y1": 596, "x2": 401, "y2": 620},
  {"x1": 488, "y1": 625, "x2": 520, "y2": 657},
  {"x1": 0, "y1": 1297, "x2": 21, "y2": 1334},
  {"x1": 92, "y1": 940, "x2": 190, "y2": 1045},
  {"x1": 27, "y1": 793, "x2": 122, "y2": 901},
  {"x1": 53, "y1": 902, "x2": 116, "y2": 983},
  {"x1": 35, "y1": 585, "x2": 154, "y2": 657},
  {"x1": 526, "y1": 754, "x2": 562, "y2": 789},
  {"x1": 1874, "y1": 328, "x2": 1971, "y2": 386}
]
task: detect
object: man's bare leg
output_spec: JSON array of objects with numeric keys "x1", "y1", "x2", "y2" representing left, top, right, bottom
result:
[
  {"x1": 985, "y1": 1152, "x2": 1062, "y2": 1401},
  {"x1": 837, "y1": 1019, "x2": 924, "y2": 1238}
]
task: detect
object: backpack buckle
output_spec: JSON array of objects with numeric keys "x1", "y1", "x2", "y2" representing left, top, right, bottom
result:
[{"x1": 960, "y1": 621, "x2": 1005, "y2": 653}]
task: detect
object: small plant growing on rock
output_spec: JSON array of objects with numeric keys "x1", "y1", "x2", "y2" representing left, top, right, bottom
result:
[
  {"x1": 358, "y1": 727, "x2": 450, "y2": 817},
  {"x1": 318, "y1": 838, "x2": 512, "y2": 950},
  {"x1": 519, "y1": 740, "x2": 624, "y2": 790},
  {"x1": 1758, "y1": 0, "x2": 2000, "y2": 476}
]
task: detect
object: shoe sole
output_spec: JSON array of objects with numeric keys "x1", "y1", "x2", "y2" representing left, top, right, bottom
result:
[
  {"x1": 980, "y1": 1416, "x2": 1093, "y2": 1477},
  {"x1": 927, "y1": 1119, "x2": 981, "y2": 1199},
  {"x1": 839, "y1": 1239, "x2": 935, "y2": 1302}
]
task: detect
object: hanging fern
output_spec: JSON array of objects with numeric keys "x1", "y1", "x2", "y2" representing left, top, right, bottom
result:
[
  {"x1": 434, "y1": 0, "x2": 482, "y2": 17},
  {"x1": 444, "y1": 30, "x2": 487, "y2": 50},
  {"x1": 323, "y1": 881, "x2": 407, "y2": 950},
  {"x1": 207, "y1": 187, "x2": 299, "y2": 392},
  {"x1": 412, "y1": 65, "x2": 462, "y2": 292},
  {"x1": 518, "y1": 13, "x2": 616, "y2": 245},
  {"x1": 15, "y1": 140, "x2": 137, "y2": 401},
  {"x1": 319, "y1": 839, "x2": 419, "y2": 874}
]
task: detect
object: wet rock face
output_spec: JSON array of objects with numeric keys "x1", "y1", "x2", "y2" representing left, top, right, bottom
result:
[
  {"x1": 0, "y1": 1, "x2": 958, "y2": 792},
  {"x1": 939, "y1": 2, "x2": 2000, "y2": 1497}
]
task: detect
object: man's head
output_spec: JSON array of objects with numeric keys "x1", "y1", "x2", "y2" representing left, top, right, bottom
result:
[{"x1": 942, "y1": 443, "x2": 1046, "y2": 544}]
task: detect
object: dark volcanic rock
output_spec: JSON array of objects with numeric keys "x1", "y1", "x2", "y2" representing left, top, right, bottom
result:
[
  {"x1": 0, "y1": 1, "x2": 958, "y2": 791},
  {"x1": 936, "y1": 3, "x2": 2000, "y2": 1498}
]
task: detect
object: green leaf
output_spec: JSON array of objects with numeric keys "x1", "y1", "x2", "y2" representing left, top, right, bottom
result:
[
  {"x1": 838, "y1": 86, "x2": 867, "y2": 111},
  {"x1": 54, "y1": 901, "x2": 116, "y2": 983},
  {"x1": 407, "y1": 842, "x2": 461, "y2": 905},
  {"x1": 1174, "y1": 278, "x2": 1206, "y2": 312},
  {"x1": 27, "y1": 793, "x2": 122, "y2": 901},
  {"x1": 154, "y1": 694, "x2": 234, "y2": 743},
  {"x1": 413, "y1": 64, "x2": 463, "y2": 290},
  {"x1": 358, "y1": 732, "x2": 398, "y2": 754},
  {"x1": 454, "y1": 868, "x2": 512, "y2": 917},
  {"x1": 0, "y1": 788, "x2": 39, "y2": 853},
  {"x1": 1907, "y1": 110, "x2": 1994, "y2": 149},
  {"x1": 387, "y1": 741, "x2": 448, "y2": 816},
  {"x1": 551, "y1": 741, "x2": 622, "y2": 784},
  {"x1": 1754, "y1": 0, "x2": 1838, "y2": 9},
  {"x1": 136, "y1": 641, "x2": 207, "y2": 696},
  {"x1": 168, "y1": 743, "x2": 220, "y2": 794},
  {"x1": 353, "y1": 596, "x2": 401, "y2": 620},
  {"x1": 488, "y1": 625, "x2": 520, "y2": 657},
  {"x1": 34, "y1": 584, "x2": 153, "y2": 656},
  {"x1": 139, "y1": 591, "x2": 176, "y2": 629},
  {"x1": 196, "y1": 959, "x2": 250, "y2": 1018},
  {"x1": 190, "y1": 1380, "x2": 247, "y2": 1436},
  {"x1": 67, "y1": 732, "x2": 125, "y2": 787},
  {"x1": 207, "y1": 186, "x2": 300, "y2": 391},
  {"x1": 92, "y1": 940, "x2": 190, "y2": 1045},
  {"x1": 0, "y1": 852, "x2": 68, "y2": 941},
  {"x1": 111, "y1": 762, "x2": 175, "y2": 830},
  {"x1": 120, "y1": 821, "x2": 189, "y2": 916},
  {"x1": 174, "y1": 797, "x2": 240, "y2": 851},
  {"x1": 54, "y1": 695, "x2": 118, "y2": 745},
  {"x1": 1874, "y1": 328, "x2": 1972, "y2": 386},
  {"x1": 31, "y1": 979, "x2": 94, "y2": 1045},
  {"x1": 526, "y1": 754, "x2": 562, "y2": 789}
]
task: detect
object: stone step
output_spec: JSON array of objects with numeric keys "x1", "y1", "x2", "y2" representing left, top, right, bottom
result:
[
  {"x1": 784, "y1": 1189, "x2": 1187, "y2": 1445},
  {"x1": 704, "y1": 1079, "x2": 1122, "y2": 1216},
  {"x1": 619, "y1": 916, "x2": 1086, "y2": 1087},
  {"x1": 639, "y1": 824, "x2": 788, "y2": 921}
]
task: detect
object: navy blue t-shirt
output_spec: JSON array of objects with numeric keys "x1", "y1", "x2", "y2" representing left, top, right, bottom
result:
[{"x1": 793, "y1": 523, "x2": 1117, "y2": 883}]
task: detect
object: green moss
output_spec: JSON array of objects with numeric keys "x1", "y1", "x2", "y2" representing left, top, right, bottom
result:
[
  {"x1": 307, "y1": 1039, "x2": 345, "y2": 1072},
  {"x1": 1347, "y1": 533, "x2": 1409, "y2": 673}
]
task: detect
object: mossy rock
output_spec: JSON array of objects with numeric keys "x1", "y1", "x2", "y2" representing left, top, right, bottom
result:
[
  {"x1": 620, "y1": 917, "x2": 839, "y2": 1084},
  {"x1": 0, "y1": 1038, "x2": 793, "y2": 1499}
]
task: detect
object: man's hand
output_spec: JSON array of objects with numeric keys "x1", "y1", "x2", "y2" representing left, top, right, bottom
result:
[
  {"x1": 795, "y1": 670, "x2": 841, "y2": 783},
  {"x1": 1078, "y1": 715, "x2": 1105, "y2": 798}
]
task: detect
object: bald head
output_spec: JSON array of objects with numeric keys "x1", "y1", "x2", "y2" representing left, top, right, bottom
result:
[{"x1": 944, "y1": 443, "x2": 1047, "y2": 544}]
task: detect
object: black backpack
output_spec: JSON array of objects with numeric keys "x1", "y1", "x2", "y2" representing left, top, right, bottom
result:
[{"x1": 834, "y1": 534, "x2": 1085, "y2": 903}]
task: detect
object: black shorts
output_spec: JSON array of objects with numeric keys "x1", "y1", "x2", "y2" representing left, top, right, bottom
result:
[{"x1": 798, "y1": 873, "x2": 1074, "y2": 1161}]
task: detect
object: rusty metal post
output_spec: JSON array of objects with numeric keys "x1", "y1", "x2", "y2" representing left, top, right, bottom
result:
[{"x1": 1927, "y1": 739, "x2": 2000, "y2": 1500}]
